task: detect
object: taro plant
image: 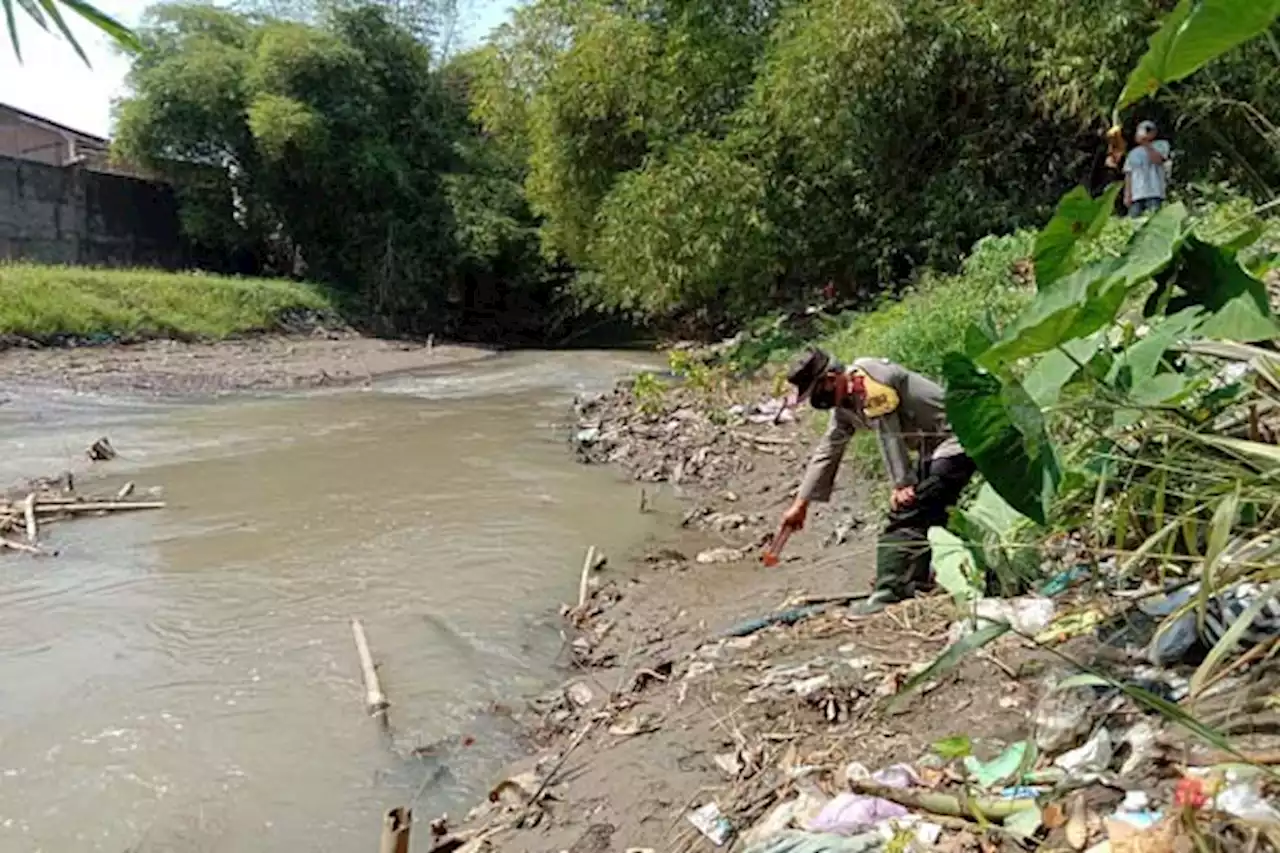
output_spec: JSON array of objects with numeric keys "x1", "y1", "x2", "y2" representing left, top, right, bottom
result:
[{"x1": 907, "y1": 0, "x2": 1280, "y2": 750}]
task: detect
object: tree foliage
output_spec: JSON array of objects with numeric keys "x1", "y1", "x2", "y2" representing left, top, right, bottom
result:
[
  {"x1": 114, "y1": 2, "x2": 555, "y2": 338},
  {"x1": 111, "y1": 0, "x2": 1280, "y2": 338},
  {"x1": 461, "y1": 0, "x2": 1280, "y2": 328}
]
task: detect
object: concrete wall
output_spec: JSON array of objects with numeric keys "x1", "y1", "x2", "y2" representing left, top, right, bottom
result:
[{"x1": 0, "y1": 155, "x2": 185, "y2": 268}]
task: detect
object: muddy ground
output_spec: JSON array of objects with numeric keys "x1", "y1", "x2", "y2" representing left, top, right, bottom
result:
[
  {"x1": 443, "y1": 375, "x2": 1280, "y2": 853},
  {"x1": 444, "y1": 381, "x2": 1055, "y2": 853},
  {"x1": 0, "y1": 333, "x2": 491, "y2": 396}
]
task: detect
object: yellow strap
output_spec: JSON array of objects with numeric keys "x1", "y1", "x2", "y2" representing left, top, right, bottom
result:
[{"x1": 853, "y1": 369, "x2": 900, "y2": 418}]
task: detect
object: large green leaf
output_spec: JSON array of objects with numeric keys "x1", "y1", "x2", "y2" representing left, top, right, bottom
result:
[
  {"x1": 929, "y1": 527, "x2": 983, "y2": 605},
  {"x1": 1034, "y1": 184, "x2": 1122, "y2": 290},
  {"x1": 1108, "y1": 307, "x2": 1204, "y2": 391},
  {"x1": 1111, "y1": 202, "x2": 1188, "y2": 285},
  {"x1": 1116, "y1": 0, "x2": 1280, "y2": 111},
  {"x1": 1172, "y1": 236, "x2": 1280, "y2": 342},
  {"x1": 944, "y1": 354, "x2": 1060, "y2": 525},
  {"x1": 982, "y1": 205, "x2": 1188, "y2": 370},
  {"x1": 1023, "y1": 333, "x2": 1107, "y2": 406},
  {"x1": 979, "y1": 260, "x2": 1127, "y2": 368}
]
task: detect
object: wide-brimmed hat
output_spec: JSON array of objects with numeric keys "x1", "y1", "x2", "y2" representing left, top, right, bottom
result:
[{"x1": 786, "y1": 347, "x2": 842, "y2": 402}]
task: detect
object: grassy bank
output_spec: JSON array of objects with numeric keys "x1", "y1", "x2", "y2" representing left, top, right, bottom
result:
[{"x1": 0, "y1": 263, "x2": 336, "y2": 342}]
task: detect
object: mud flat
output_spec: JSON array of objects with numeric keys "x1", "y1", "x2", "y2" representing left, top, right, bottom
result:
[
  {"x1": 436, "y1": 376, "x2": 1280, "y2": 853},
  {"x1": 0, "y1": 334, "x2": 492, "y2": 396}
]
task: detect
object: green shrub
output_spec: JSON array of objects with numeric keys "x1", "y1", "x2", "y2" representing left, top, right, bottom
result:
[{"x1": 818, "y1": 231, "x2": 1036, "y2": 379}]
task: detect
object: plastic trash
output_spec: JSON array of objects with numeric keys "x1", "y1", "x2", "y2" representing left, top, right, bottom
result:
[
  {"x1": 950, "y1": 596, "x2": 1056, "y2": 644},
  {"x1": 741, "y1": 792, "x2": 827, "y2": 848},
  {"x1": 743, "y1": 829, "x2": 883, "y2": 853},
  {"x1": 697, "y1": 546, "x2": 746, "y2": 564},
  {"x1": 1119, "y1": 721, "x2": 1159, "y2": 776},
  {"x1": 688, "y1": 802, "x2": 734, "y2": 846},
  {"x1": 1054, "y1": 727, "x2": 1113, "y2": 777},
  {"x1": 1215, "y1": 772, "x2": 1280, "y2": 824},
  {"x1": 1032, "y1": 682, "x2": 1096, "y2": 753},
  {"x1": 806, "y1": 793, "x2": 907, "y2": 835},
  {"x1": 1039, "y1": 565, "x2": 1089, "y2": 596},
  {"x1": 964, "y1": 741, "x2": 1029, "y2": 788},
  {"x1": 1146, "y1": 581, "x2": 1280, "y2": 665}
]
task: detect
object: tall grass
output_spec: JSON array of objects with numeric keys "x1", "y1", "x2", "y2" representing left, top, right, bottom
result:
[
  {"x1": 817, "y1": 231, "x2": 1035, "y2": 377},
  {"x1": 0, "y1": 263, "x2": 335, "y2": 341},
  {"x1": 810, "y1": 232, "x2": 1036, "y2": 471}
]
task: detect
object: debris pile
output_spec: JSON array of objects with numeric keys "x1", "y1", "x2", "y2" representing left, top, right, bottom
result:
[
  {"x1": 0, "y1": 445, "x2": 165, "y2": 556},
  {"x1": 444, "y1": 364, "x2": 1280, "y2": 853},
  {"x1": 573, "y1": 382, "x2": 800, "y2": 487}
]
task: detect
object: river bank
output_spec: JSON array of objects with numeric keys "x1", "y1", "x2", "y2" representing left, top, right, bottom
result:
[
  {"x1": 440, "y1": 377, "x2": 1030, "y2": 852},
  {"x1": 0, "y1": 333, "x2": 493, "y2": 396},
  {"x1": 440, "y1": 366, "x2": 1280, "y2": 853}
]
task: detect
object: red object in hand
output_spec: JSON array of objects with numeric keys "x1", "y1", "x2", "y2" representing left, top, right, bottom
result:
[{"x1": 762, "y1": 525, "x2": 793, "y2": 567}]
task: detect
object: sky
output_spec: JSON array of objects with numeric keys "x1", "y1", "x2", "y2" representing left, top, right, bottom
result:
[{"x1": 0, "y1": 0, "x2": 515, "y2": 138}]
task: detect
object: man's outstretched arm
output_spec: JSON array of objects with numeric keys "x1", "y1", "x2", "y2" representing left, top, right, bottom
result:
[{"x1": 797, "y1": 409, "x2": 857, "y2": 504}]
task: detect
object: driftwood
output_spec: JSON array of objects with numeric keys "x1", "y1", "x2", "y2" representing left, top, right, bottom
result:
[
  {"x1": 351, "y1": 618, "x2": 390, "y2": 719},
  {"x1": 0, "y1": 478, "x2": 166, "y2": 557}
]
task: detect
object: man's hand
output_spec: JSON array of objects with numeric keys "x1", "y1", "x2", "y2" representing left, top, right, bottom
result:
[
  {"x1": 890, "y1": 485, "x2": 916, "y2": 511},
  {"x1": 781, "y1": 498, "x2": 809, "y2": 531}
]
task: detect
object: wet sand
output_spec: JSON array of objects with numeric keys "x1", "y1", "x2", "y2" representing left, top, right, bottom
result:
[{"x1": 0, "y1": 334, "x2": 493, "y2": 397}]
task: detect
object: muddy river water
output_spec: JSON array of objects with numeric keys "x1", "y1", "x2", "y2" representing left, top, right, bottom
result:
[{"x1": 0, "y1": 350, "x2": 662, "y2": 853}]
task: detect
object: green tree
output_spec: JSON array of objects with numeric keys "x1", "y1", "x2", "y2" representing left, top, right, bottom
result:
[{"x1": 115, "y1": 4, "x2": 456, "y2": 330}]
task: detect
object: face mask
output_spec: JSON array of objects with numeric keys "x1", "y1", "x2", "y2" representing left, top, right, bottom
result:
[{"x1": 810, "y1": 381, "x2": 837, "y2": 410}]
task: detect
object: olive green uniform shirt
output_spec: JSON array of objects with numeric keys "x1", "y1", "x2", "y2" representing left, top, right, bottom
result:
[{"x1": 797, "y1": 357, "x2": 965, "y2": 501}]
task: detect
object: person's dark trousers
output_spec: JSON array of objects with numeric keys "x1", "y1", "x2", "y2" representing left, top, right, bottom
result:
[{"x1": 873, "y1": 453, "x2": 977, "y2": 602}]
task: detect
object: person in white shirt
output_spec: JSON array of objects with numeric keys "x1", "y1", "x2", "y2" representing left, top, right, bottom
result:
[{"x1": 1123, "y1": 120, "x2": 1172, "y2": 218}]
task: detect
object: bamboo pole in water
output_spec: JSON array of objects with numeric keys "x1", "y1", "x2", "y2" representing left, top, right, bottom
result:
[
  {"x1": 351, "y1": 618, "x2": 389, "y2": 718},
  {"x1": 33, "y1": 500, "x2": 166, "y2": 514},
  {"x1": 378, "y1": 807, "x2": 411, "y2": 853},
  {"x1": 23, "y1": 494, "x2": 37, "y2": 543},
  {"x1": 577, "y1": 545, "x2": 596, "y2": 609}
]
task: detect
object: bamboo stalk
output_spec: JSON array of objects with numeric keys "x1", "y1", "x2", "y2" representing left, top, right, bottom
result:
[
  {"x1": 351, "y1": 618, "x2": 389, "y2": 717},
  {"x1": 0, "y1": 537, "x2": 44, "y2": 555},
  {"x1": 577, "y1": 545, "x2": 596, "y2": 609},
  {"x1": 847, "y1": 780, "x2": 1036, "y2": 822},
  {"x1": 378, "y1": 806, "x2": 412, "y2": 853},
  {"x1": 22, "y1": 494, "x2": 37, "y2": 543},
  {"x1": 34, "y1": 500, "x2": 165, "y2": 514}
]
